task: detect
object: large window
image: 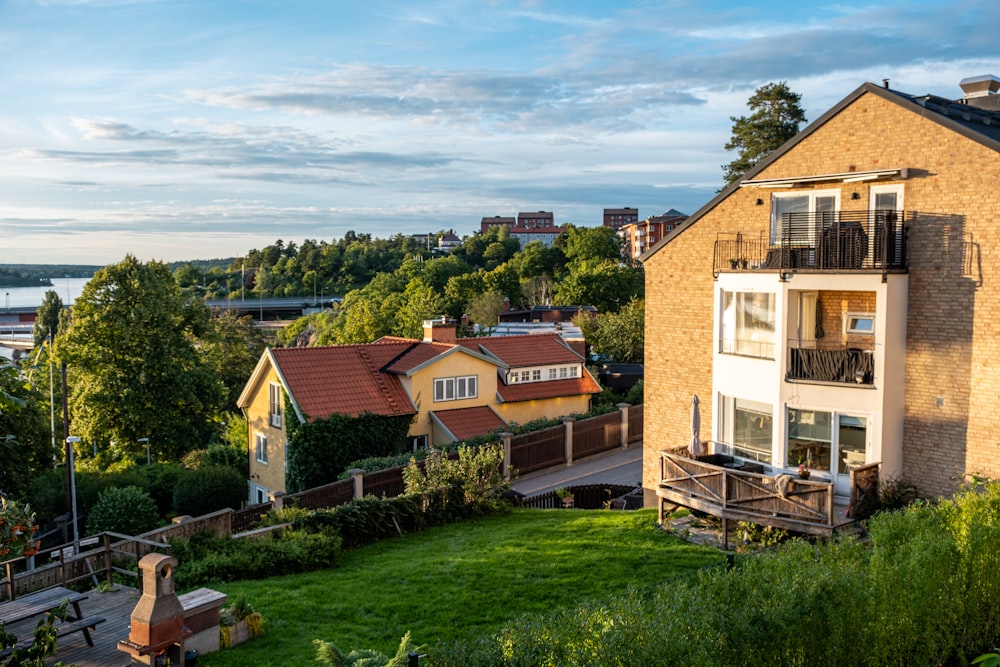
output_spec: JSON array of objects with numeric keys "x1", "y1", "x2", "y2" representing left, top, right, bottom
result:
[
  {"x1": 771, "y1": 190, "x2": 838, "y2": 244},
  {"x1": 787, "y1": 409, "x2": 867, "y2": 474},
  {"x1": 434, "y1": 375, "x2": 478, "y2": 402},
  {"x1": 269, "y1": 383, "x2": 283, "y2": 428},
  {"x1": 255, "y1": 433, "x2": 268, "y2": 464},
  {"x1": 720, "y1": 291, "x2": 776, "y2": 359},
  {"x1": 720, "y1": 395, "x2": 773, "y2": 463}
]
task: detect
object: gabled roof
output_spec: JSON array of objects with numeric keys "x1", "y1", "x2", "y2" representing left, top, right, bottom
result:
[
  {"x1": 497, "y1": 376, "x2": 602, "y2": 403},
  {"x1": 430, "y1": 405, "x2": 508, "y2": 442},
  {"x1": 374, "y1": 336, "x2": 502, "y2": 374},
  {"x1": 268, "y1": 346, "x2": 417, "y2": 422},
  {"x1": 460, "y1": 333, "x2": 583, "y2": 367},
  {"x1": 640, "y1": 81, "x2": 1000, "y2": 262}
]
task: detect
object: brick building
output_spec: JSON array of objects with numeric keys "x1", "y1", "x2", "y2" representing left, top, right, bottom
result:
[
  {"x1": 481, "y1": 212, "x2": 563, "y2": 247},
  {"x1": 603, "y1": 207, "x2": 639, "y2": 230},
  {"x1": 641, "y1": 78, "x2": 1000, "y2": 503},
  {"x1": 620, "y1": 209, "x2": 687, "y2": 260}
]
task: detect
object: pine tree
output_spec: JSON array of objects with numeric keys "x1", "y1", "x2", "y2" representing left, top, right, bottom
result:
[{"x1": 722, "y1": 82, "x2": 807, "y2": 186}]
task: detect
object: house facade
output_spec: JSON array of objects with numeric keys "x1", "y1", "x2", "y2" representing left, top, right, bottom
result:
[
  {"x1": 239, "y1": 320, "x2": 600, "y2": 501},
  {"x1": 642, "y1": 79, "x2": 1000, "y2": 503}
]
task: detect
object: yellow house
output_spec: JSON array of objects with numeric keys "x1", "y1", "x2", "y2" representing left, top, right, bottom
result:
[{"x1": 237, "y1": 319, "x2": 601, "y2": 502}]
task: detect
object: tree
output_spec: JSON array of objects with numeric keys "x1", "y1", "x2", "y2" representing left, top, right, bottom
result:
[
  {"x1": 561, "y1": 225, "x2": 623, "y2": 267},
  {"x1": 33, "y1": 290, "x2": 65, "y2": 347},
  {"x1": 199, "y1": 312, "x2": 267, "y2": 411},
  {"x1": 57, "y1": 255, "x2": 224, "y2": 463},
  {"x1": 466, "y1": 291, "x2": 507, "y2": 330},
  {"x1": 0, "y1": 363, "x2": 54, "y2": 502},
  {"x1": 553, "y1": 259, "x2": 643, "y2": 313},
  {"x1": 722, "y1": 82, "x2": 807, "y2": 186},
  {"x1": 582, "y1": 299, "x2": 645, "y2": 364}
]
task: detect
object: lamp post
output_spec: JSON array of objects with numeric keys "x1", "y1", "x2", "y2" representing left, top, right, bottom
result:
[
  {"x1": 66, "y1": 436, "x2": 81, "y2": 553},
  {"x1": 138, "y1": 437, "x2": 150, "y2": 465}
]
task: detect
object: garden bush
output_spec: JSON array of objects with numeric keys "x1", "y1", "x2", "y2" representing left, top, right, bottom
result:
[
  {"x1": 180, "y1": 443, "x2": 247, "y2": 472},
  {"x1": 137, "y1": 462, "x2": 185, "y2": 517},
  {"x1": 171, "y1": 528, "x2": 341, "y2": 588},
  {"x1": 85, "y1": 486, "x2": 161, "y2": 536},
  {"x1": 431, "y1": 480, "x2": 1000, "y2": 666},
  {"x1": 173, "y1": 465, "x2": 247, "y2": 516}
]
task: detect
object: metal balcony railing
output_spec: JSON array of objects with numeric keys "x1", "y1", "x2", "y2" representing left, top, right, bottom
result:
[
  {"x1": 787, "y1": 345, "x2": 875, "y2": 386},
  {"x1": 713, "y1": 210, "x2": 908, "y2": 278}
]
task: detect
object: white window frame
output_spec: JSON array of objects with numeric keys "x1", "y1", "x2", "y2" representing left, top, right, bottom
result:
[
  {"x1": 720, "y1": 290, "x2": 776, "y2": 359},
  {"x1": 434, "y1": 375, "x2": 478, "y2": 402},
  {"x1": 255, "y1": 432, "x2": 268, "y2": 464},
  {"x1": 770, "y1": 189, "x2": 840, "y2": 245},
  {"x1": 844, "y1": 312, "x2": 875, "y2": 335},
  {"x1": 719, "y1": 394, "x2": 773, "y2": 464},
  {"x1": 269, "y1": 383, "x2": 283, "y2": 428}
]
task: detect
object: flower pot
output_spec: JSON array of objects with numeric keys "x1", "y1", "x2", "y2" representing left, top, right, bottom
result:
[{"x1": 798, "y1": 470, "x2": 811, "y2": 480}]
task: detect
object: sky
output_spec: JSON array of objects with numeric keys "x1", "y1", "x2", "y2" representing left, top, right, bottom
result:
[{"x1": 1, "y1": 0, "x2": 998, "y2": 266}]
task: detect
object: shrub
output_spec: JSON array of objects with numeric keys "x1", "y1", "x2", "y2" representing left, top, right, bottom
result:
[
  {"x1": 172, "y1": 528, "x2": 340, "y2": 588},
  {"x1": 85, "y1": 486, "x2": 161, "y2": 536},
  {"x1": 181, "y1": 444, "x2": 247, "y2": 472},
  {"x1": 173, "y1": 466, "x2": 247, "y2": 517},
  {"x1": 137, "y1": 462, "x2": 185, "y2": 517}
]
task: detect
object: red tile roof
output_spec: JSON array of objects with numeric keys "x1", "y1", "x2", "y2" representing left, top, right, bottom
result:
[
  {"x1": 271, "y1": 346, "x2": 416, "y2": 421},
  {"x1": 498, "y1": 376, "x2": 602, "y2": 403},
  {"x1": 460, "y1": 333, "x2": 582, "y2": 367},
  {"x1": 430, "y1": 406, "x2": 508, "y2": 442}
]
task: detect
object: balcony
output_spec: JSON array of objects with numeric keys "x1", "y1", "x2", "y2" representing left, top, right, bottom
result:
[
  {"x1": 713, "y1": 210, "x2": 908, "y2": 278},
  {"x1": 787, "y1": 346, "x2": 874, "y2": 386}
]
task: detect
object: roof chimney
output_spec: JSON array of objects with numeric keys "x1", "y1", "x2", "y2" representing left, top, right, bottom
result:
[
  {"x1": 422, "y1": 317, "x2": 457, "y2": 344},
  {"x1": 960, "y1": 74, "x2": 1000, "y2": 99}
]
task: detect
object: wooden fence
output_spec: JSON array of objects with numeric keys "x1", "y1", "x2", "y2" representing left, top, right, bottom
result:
[
  {"x1": 572, "y1": 411, "x2": 621, "y2": 459},
  {"x1": 520, "y1": 484, "x2": 642, "y2": 510},
  {"x1": 509, "y1": 424, "x2": 565, "y2": 474}
]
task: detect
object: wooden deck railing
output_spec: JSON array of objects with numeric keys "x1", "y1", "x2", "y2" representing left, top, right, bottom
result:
[{"x1": 657, "y1": 450, "x2": 837, "y2": 534}]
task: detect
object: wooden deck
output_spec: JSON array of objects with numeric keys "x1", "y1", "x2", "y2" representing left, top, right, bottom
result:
[
  {"x1": 657, "y1": 450, "x2": 866, "y2": 546},
  {"x1": 1, "y1": 585, "x2": 139, "y2": 666}
]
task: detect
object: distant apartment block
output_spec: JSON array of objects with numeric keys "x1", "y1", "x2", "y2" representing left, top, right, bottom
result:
[
  {"x1": 603, "y1": 207, "x2": 639, "y2": 230},
  {"x1": 620, "y1": 209, "x2": 687, "y2": 260},
  {"x1": 481, "y1": 211, "x2": 563, "y2": 247}
]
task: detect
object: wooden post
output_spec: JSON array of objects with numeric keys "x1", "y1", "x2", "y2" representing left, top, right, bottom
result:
[
  {"x1": 268, "y1": 490, "x2": 285, "y2": 511},
  {"x1": 499, "y1": 432, "x2": 513, "y2": 482},
  {"x1": 563, "y1": 417, "x2": 575, "y2": 466},
  {"x1": 350, "y1": 468, "x2": 365, "y2": 500},
  {"x1": 617, "y1": 403, "x2": 630, "y2": 448},
  {"x1": 103, "y1": 533, "x2": 113, "y2": 589}
]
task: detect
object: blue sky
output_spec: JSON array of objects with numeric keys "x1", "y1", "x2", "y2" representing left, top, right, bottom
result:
[{"x1": 1, "y1": 0, "x2": 998, "y2": 265}]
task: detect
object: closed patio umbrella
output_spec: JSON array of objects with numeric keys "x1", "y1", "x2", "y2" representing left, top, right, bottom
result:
[{"x1": 688, "y1": 394, "x2": 703, "y2": 457}]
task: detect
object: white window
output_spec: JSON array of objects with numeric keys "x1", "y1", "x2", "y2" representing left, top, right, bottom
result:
[
  {"x1": 719, "y1": 395, "x2": 773, "y2": 464},
  {"x1": 269, "y1": 383, "x2": 283, "y2": 428},
  {"x1": 532, "y1": 369, "x2": 542, "y2": 382},
  {"x1": 255, "y1": 433, "x2": 268, "y2": 464},
  {"x1": 434, "y1": 375, "x2": 478, "y2": 402},
  {"x1": 548, "y1": 368, "x2": 558, "y2": 380},
  {"x1": 770, "y1": 190, "x2": 838, "y2": 244},
  {"x1": 844, "y1": 312, "x2": 875, "y2": 335},
  {"x1": 720, "y1": 290, "x2": 776, "y2": 359},
  {"x1": 569, "y1": 366, "x2": 579, "y2": 378},
  {"x1": 559, "y1": 367, "x2": 568, "y2": 378}
]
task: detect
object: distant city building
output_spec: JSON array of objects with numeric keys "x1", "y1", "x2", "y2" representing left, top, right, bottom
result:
[
  {"x1": 480, "y1": 211, "x2": 563, "y2": 247},
  {"x1": 620, "y1": 209, "x2": 688, "y2": 260},
  {"x1": 603, "y1": 207, "x2": 639, "y2": 230}
]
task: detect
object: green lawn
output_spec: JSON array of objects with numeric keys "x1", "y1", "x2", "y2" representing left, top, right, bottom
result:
[{"x1": 198, "y1": 509, "x2": 723, "y2": 666}]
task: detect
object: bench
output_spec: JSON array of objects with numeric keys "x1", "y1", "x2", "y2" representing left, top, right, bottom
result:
[{"x1": 0, "y1": 616, "x2": 105, "y2": 659}]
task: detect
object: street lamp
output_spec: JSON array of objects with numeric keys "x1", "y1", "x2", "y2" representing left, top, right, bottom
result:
[
  {"x1": 66, "y1": 436, "x2": 81, "y2": 553},
  {"x1": 138, "y1": 437, "x2": 150, "y2": 465}
]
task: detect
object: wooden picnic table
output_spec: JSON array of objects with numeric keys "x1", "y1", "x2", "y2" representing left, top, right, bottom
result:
[{"x1": 0, "y1": 585, "x2": 105, "y2": 652}]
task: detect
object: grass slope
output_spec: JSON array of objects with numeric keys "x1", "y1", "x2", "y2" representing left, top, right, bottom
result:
[{"x1": 199, "y1": 509, "x2": 722, "y2": 666}]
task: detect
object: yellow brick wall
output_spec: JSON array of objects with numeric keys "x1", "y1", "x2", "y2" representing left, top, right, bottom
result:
[
  {"x1": 643, "y1": 89, "x2": 1000, "y2": 498},
  {"x1": 817, "y1": 290, "x2": 877, "y2": 350}
]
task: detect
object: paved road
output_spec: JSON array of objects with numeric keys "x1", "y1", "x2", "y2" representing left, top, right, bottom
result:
[{"x1": 510, "y1": 445, "x2": 643, "y2": 496}]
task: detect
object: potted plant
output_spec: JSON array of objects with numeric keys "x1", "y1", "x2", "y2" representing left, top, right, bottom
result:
[
  {"x1": 555, "y1": 487, "x2": 575, "y2": 508},
  {"x1": 220, "y1": 593, "x2": 264, "y2": 648},
  {"x1": 740, "y1": 258, "x2": 749, "y2": 269},
  {"x1": 797, "y1": 463, "x2": 811, "y2": 480},
  {"x1": 728, "y1": 258, "x2": 739, "y2": 269}
]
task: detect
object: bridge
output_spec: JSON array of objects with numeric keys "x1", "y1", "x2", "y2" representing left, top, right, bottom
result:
[{"x1": 203, "y1": 296, "x2": 340, "y2": 320}]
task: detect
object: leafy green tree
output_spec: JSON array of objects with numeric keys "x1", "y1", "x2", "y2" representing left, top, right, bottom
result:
[
  {"x1": 395, "y1": 278, "x2": 446, "y2": 339},
  {"x1": 554, "y1": 259, "x2": 643, "y2": 313},
  {"x1": 33, "y1": 290, "x2": 65, "y2": 347},
  {"x1": 582, "y1": 299, "x2": 645, "y2": 364},
  {"x1": 199, "y1": 312, "x2": 267, "y2": 410},
  {"x1": 172, "y1": 465, "x2": 247, "y2": 516},
  {"x1": 561, "y1": 225, "x2": 623, "y2": 267},
  {"x1": 0, "y1": 364, "x2": 54, "y2": 502},
  {"x1": 57, "y1": 255, "x2": 224, "y2": 463},
  {"x1": 466, "y1": 291, "x2": 507, "y2": 330},
  {"x1": 722, "y1": 81, "x2": 807, "y2": 186}
]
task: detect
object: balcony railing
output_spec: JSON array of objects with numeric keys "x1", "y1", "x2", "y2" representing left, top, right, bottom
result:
[
  {"x1": 787, "y1": 346, "x2": 874, "y2": 385},
  {"x1": 713, "y1": 210, "x2": 908, "y2": 277}
]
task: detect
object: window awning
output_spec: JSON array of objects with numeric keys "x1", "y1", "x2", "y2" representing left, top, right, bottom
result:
[{"x1": 740, "y1": 168, "x2": 907, "y2": 188}]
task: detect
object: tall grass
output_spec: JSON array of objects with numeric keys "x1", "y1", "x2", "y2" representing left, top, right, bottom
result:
[{"x1": 432, "y1": 481, "x2": 1000, "y2": 666}]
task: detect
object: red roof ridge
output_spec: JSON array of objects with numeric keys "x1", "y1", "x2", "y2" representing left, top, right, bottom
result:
[{"x1": 356, "y1": 345, "x2": 404, "y2": 413}]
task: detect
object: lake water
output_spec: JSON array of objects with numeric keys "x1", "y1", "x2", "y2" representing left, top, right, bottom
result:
[{"x1": 2, "y1": 278, "x2": 90, "y2": 309}]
